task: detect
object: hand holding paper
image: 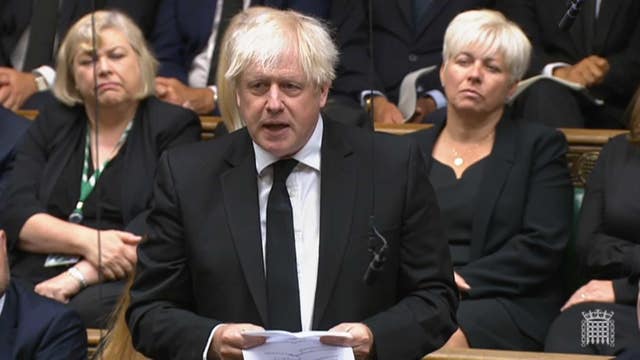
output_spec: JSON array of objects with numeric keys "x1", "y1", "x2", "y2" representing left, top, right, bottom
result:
[{"x1": 241, "y1": 330, "x2": 356, "y2": 360}]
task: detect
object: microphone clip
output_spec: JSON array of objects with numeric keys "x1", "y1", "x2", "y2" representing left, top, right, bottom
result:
[{"x1": 363, "y1": 216, "x2": 388, "y2": 285}]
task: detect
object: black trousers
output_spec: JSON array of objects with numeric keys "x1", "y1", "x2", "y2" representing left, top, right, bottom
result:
[
  {"x1": 511, "y1": 79, "x2": 627, "y2": 129},
  {"x1": 545, "y1": 302, "x2": 640, "y2": 356},
  {"x1": 458, "y1": 298, "x2": 542, "y2": 351}
]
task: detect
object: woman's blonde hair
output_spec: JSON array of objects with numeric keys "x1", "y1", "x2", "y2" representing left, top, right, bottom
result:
[
  {"x1": 443, "y1": 9, "x2": 532, "y2": 83},
  {"x1": 94, "y1": 276, "x2": 148, "y2": 360},
  {"x1": 53, "y1": 10, "x2": 158, "y2": 106},
  {"x1": 624, "y1": 86, "x2": 640, "y2": 145}
]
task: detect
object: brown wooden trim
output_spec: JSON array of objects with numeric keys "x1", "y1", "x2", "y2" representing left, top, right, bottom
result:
[{"x1": 424, "y1": 348, "x2": 613, "y2": 360}]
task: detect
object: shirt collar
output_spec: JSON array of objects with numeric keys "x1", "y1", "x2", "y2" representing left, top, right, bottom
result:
[
  {"x1": 253, "y1": 115, "x2": 323, "y2": 175},
  {"x1": 0, "y1": 293, "x2": 5, "y2": 317}
]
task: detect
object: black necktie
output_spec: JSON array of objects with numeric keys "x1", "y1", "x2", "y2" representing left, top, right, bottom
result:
[
  {"x1": 266, "y1": 159, "x2": 301, "y2": 331},
  {"x1": 207, "y1": 0, "x2": 244, "y2": 85},
  {"x1": 23, "y1": 0, "x2": 59, "y2": 71}
]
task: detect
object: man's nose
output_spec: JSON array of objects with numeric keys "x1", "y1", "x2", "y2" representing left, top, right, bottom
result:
[{"x1": 265, "y1": 84, "x2": 284, "y2": 112}]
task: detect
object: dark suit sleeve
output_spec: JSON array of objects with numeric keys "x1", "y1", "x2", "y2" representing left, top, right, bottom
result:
[
  {"x1": 151, "y1": 0, "x2": 189, "y2": 82},
  {"x1": 34, "y1": 306, "x2": 88, "y2": 360},
  {"x1": 1, "y1": 111, "x2": 53, "y2": 245},
  {"x1": 330, "y1": 0, "x2": 383, "y2": 100},
  {"x1": 576, "y1": 137, "x2": 640, "y2": 305},
  {"x1": 598, "y1": 10, "x2": 640, "y2": 101},
  {"x1": 458, "y1": 130, "x2": 572, "y2": 297},
  {"x1": 127, "y1": 152, "x2": 218, "y2": 360},
  {"x1": 363, "y1": 140, "x2": 458, "y2": 359},
  {"x1": 124, "y1": 101, "x2": 201, "y2": 235}
]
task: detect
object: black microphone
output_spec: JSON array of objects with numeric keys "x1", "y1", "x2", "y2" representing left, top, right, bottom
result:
[
  {"x1": 558, "y1": 0, "x2": 585, "y2": 31},
  {"x1": 363, "y1": 215, "x2": 388, "y2": 285}
]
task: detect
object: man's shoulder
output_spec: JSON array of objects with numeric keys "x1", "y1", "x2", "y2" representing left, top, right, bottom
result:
[
  {"x1": 10, "y1": 280, "x2": 84, "y2": 328},
  {"x1": 8, "y1": 281, "x2": 87, "y2": 358},
  {"x1": 163, "y1": 128, "x2": 251, "y2": 167}
]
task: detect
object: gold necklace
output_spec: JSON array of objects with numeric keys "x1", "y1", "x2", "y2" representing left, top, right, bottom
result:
[
  {"x1": 447, "y1": 130, "x2": 495, "y2": 168},
  {"x1": 451, "y1": 149, "x2": 465, "y2": 167}
]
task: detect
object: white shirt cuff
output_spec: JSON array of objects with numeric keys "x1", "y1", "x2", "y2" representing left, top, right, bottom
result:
[
  {"x1": 208, "y1": 85, "x2": 218, "y2": 104},
  {"x1": 542, "y1": 62, "x2": 570, "y2": 77},
  {"x1": 202, "y1": 324, "x2": 224, "y2": 360},
  {"x1": 359, "y1": 90, "x2": 385, "y2": 108},
  {"x1": 33, "y1": 65, "x2": 56, "y2": 90},
  {"x1": 425, "y1": 90, "x2": 447, "y2": 109}
]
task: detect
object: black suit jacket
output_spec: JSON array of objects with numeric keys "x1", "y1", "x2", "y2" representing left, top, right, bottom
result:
[
  {"x1": 153, "y1": 0, "x2": 362, "y2": 87},
  {"x1": 410, "y1": 111, "x2": 573, "y2": 342},
  {"x1": 0, "y1": 280, "x2": 87, "y2": 360},
  {"x1": 127, "y1": 119, "x2": 458, "y2": 360},
  {"x1": 577, "y1": 135, "x2": 640, "y2": 305},
  {"x1": 495, "y1": 0, "x2": 640, "y2": 110},
  {"x1": 1, "y1": 97, "x2": 201, "y2": 250},
  {"x1": 0, "y1": 107, "x2": 29, "y2": 229},
  {"x1": 333, "y1": 0, "x2": 490, "y2": 102}
]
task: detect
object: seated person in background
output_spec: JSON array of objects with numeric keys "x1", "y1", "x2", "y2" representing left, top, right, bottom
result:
[
  {"x1": 0, "y1": 10, "x2": 201, "y2": 328},
  {"x1": 0, "y1": 107, "x2": 30, "y2": 208},
  {"x1": 544, "y1": 86, "x2": 640, "y2": 355},
  {"x1": 127, "y1": 7, "x2": 458, "y2": 360},
  {"x1": 411, "y1": 9, "x2": 572, "y2": 350},
  {"x1": 333, "y1": 0, "x2": 491, "y2": 124},
  {"x1": 152, "y1": 0, "x2": 369, "y2": 128},
  {"x1": 0, "y1": 229, "x2": 87, "y2": 359},
  {"x1": 495, "y1": 0, "x2": 640, "y2": 129},
  {"x1": 0, "y1": 0, "x2": 160, "y2": 111}
]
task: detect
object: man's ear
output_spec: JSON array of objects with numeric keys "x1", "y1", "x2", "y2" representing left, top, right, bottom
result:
[
  {"x1": 0, "y1": 230, "x2": 7, "y2": 266},
  {"x1": 318, "y1": 83, "x2": 330, "y2": 108}
]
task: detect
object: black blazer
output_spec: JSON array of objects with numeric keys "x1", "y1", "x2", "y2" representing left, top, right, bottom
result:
[
  {"x1": 495, "y1": 0, "x2": 640, "y2": 109},
  {"x1": 0, "y1": 280, "x2": 87, "y2": 360},
  {"x1": 410, "y1": 111, "x2": 573, "y2": 342},
  {"x1": 1, "y1": 97, "x2": 201, "y2": 247},
  {"x1": 333, "y1": 0, "x2": 490, "y2": 102},
  {"x1": 0, "y1": 107, "x2": 29, "y2": 229},
  {"x1": 127, "y1": 119, "x2": 458, "y2": 360},
  {"x1": 577, "y1": 135, "x2": 640, "y2": 305}
]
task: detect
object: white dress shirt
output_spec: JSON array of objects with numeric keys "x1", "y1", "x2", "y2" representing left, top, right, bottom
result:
[
  {"x1": 189, "y1": 0, "x2": 251, "y2": 87},
  {"x1": 202, "y1": 117, "x2": 324, "y2": 359}
]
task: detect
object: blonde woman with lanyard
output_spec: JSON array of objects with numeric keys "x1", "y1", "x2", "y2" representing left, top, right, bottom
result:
[{"x1": 1, "y1": 11, "x2": 201, "y2": 328}]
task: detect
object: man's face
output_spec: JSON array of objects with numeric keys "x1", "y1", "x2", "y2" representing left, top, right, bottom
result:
[
  {"x1": 0, "y1": 231, "x2": 9, "y2": 295},
  {"x1": 236, "y1": 53, "x2": 329, "y2": 158}
]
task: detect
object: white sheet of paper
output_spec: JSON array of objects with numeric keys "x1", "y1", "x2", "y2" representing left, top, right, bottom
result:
[{"x1": 242, "y1": 330, "x2": 355, "y2": 360}]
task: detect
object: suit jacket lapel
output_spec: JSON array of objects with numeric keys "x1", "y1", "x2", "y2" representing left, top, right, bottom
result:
[
  {"x1": 592, "y1": 0, "x2": 622, "y2": 53},
  {"x1": 220, "y1": 131, "x2": 268, "y2": 325},
  {"x1": 0, "y1": 284, "x2": 18, "y2": 354},
  {"x1": 417, "y1": 113, "x2": 444, "y2": 173},
  {"x1": 312, "y1": 121, "x2": 356, "y2": 328},
  {"x1": 565, "y1": 0, "x2": 590, "y2": 56},
  {"x1": 397, "y1": 0, "x2": 415, "y2": 34},
  {"x1": 470, "y1": 114, "x2": 515, "y2": 260},
  {"x1": 415, "y1": 0, "x2": 446, "y2": 39}
]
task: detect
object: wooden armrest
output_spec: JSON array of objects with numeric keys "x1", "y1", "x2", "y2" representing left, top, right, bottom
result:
[{"x1": 424, "y1": 348, "x2": 614, "y2": 360}]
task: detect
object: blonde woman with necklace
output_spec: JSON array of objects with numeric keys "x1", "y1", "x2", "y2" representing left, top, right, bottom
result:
[
  {"x1": 1, "y1": 11, "x2": 201, "y2": 328},
  {"x1": 411, "y1": 10, "x2": 572, "y2": 351}
]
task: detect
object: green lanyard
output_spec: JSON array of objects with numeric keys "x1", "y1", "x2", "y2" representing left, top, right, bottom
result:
[{"x1": 68, "y1": 122, "x2": 132, "y2": 223}]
